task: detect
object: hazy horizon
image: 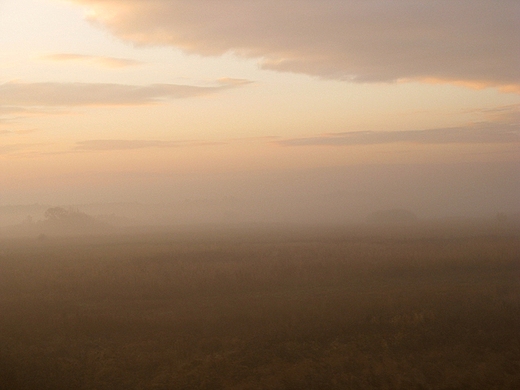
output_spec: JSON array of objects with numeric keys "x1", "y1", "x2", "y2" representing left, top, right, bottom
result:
[
  {"x1": 1, "y1": 0, "x2": 519, "y2": 226},
  {"x1": 1, "y1": 159, "x2": 519, "y2": 231}
]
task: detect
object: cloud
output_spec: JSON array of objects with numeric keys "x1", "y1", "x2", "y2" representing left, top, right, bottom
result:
[
  {"x1": 0, "y1": 106, "x2": 30, "y2": 115},
  {"x1": 0, "y1": 106, "x2": 43, "y2": 124},
  {"x1": 0, "y1": 129, "x2": 37, "y2": 136},
  {"x1": 216, "y1": 77, "x2": 252, "y2": 87},
  {"x1": 0, "y1": 106, "x2": 73, "y2": 126},
  {"x1": 277, "y1": 122, "x2": 520, "y2": 147},
  {"x1": 42, "y1": 53, "x2": 144, "y2": 68},
  {"x1": 0, "y1": 143, "x2": 39, "y2": 155},
  {"x1": 75, "y1": 139, "x2": 225, "y2": 151},
  {"x1": 76, "y1": 140, "x2": 182, "y2": 151},
  {"x1": 68, "y1": 0, "x2": 520, "y2": 90},
  {"x1": 0, "y1": 106, "x2": 35, "y2": 118},
  {"x1": 0, "y1": 79, "x2": 251, "y2": 107}
]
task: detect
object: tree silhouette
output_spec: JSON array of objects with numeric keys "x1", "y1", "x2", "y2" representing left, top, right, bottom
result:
[
  {"x1": 40, "y1": 207, "x2": 112, "y2": 234},
  {"x1": 44, "y1": 207, "x2": 70, "y2": 221}
]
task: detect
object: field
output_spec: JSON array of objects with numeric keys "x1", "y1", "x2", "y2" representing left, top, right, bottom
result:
[{"x1": 0, "y1": 225, "x2": 519, "y2": 389}]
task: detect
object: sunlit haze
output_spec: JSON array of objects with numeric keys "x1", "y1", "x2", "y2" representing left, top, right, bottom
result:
[{"x1": 1, "y1": 0, "x2": 519, "y2": 225}]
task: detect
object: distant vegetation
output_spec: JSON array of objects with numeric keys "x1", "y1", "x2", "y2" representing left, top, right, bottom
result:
[
  {"x1": 39, "y1": 207, "x2": 111, "y2": 234},
  {"x1": 0, "y1": 225, "x2": 518, "y2": 389},
  {"x1": 2, "y1": 207, "x2": 112, "y2": 236}
]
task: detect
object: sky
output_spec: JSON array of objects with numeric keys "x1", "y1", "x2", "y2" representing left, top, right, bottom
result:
[{"x1": 0, "y1": 0, "x2": 519, "y2": 222}]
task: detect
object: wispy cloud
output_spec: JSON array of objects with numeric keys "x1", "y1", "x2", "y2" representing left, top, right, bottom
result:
[
  {"x1": 0, "y1": 143, "x2": 39, "y2": 155},
  {"x1": 68, "y1": 0, "x2": 520, "y2": 91},
  {"x1": 277, "y1": 122, "x2": 520, "y2": 147},
  {"x1": 0, "y1": 79, "x2": 252, "y2": 107},
  {"x1": 0, "y1": 129, "x2": 37, "y2": 136},
  {"x1": 0, "y1": 106, "x2": 44, "y2": 124},
  {"x1": 75, "y1": 139, "x2": 225, "y2": 151},
  {"x1": 41, "y1": 53, "x2": 144, "y2": 68},
  {"x1": 0, "y1": 106, "x2": 31, "y2": 115}
]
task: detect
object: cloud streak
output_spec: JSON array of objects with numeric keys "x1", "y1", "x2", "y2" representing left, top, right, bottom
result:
[
  {"x1": 68, "y1": 0, "x2": 520, "y2": 90},
  {"x1": 0, "y1": 106, "x2": 47, "y2": 125},
  {"x1": 75, "y1": 139, "x2": 225, "y2": 151},
  {"x1": 277, "y1": 122, "x2": 520, "y2": 147},
  {"x1": 0, "y1": 129, "x2": 36, "y2": 136},
  {"x1": 0, "y1": 143, "x2": 39, "y2": 155},
  {"x1": 0, "y1": 79, "x2": 251, "y2": 107},
  {"x1": 42, "y1": 53, "x2": 144, "y2": 68}
]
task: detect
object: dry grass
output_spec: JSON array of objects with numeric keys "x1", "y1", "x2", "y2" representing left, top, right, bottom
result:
[{"x1": 0, "y1": 226, "x2": 519, "y2": 389}]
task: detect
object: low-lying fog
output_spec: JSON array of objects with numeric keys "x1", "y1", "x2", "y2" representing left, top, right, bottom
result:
[{"x1": 1, "y1": 161, "x2": 518, "y2": 234}]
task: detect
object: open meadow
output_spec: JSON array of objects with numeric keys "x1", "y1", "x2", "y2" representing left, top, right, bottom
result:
[{"x1": 0, "y1": 224, "x2": 519, "y2": 389}]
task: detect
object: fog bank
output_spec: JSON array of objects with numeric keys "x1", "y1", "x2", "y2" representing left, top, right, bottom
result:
[{"x1": 1, "y1": 161, "x2": 518, "y2": 230}]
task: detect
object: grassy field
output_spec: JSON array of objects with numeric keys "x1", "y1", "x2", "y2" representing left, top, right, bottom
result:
[{"x1": 0, "y1": 225, "x2": 519, "y2": 389}]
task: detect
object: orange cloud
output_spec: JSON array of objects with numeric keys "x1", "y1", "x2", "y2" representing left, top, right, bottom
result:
[
  {"x1": 41, "y1": 53, "x2": 144, "y2": 68},
  {"x1": 0, "y1": 143, "x2": 41, "y2": 155},
  {"x1": 67, "y1": 0, "x2": 520, "y2": 91},
  {"x1": 75, "y1": 139, "x2": 225, "y2": 151},
  {"x1": 0, "y1": 79, "x2": 252, "y2": 107},
  {"x1": 407, "y1": 78, "x2": 520, "y2": 94},
  {"x1": 277, "y1": 121, "x2": 520, "y2": 147}
]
